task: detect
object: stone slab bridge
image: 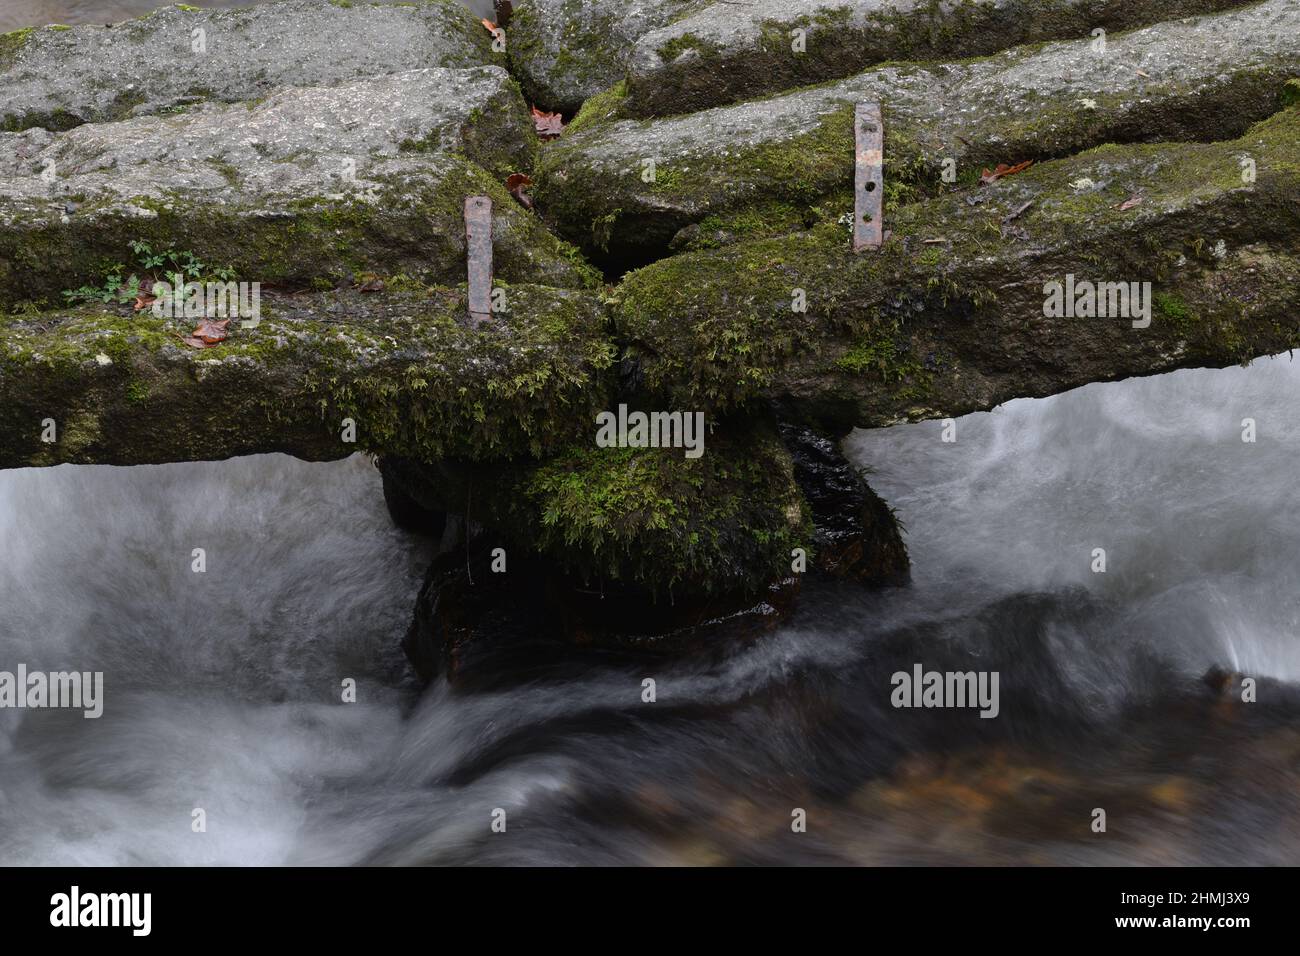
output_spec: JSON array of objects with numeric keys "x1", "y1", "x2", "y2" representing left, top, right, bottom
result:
[{"x1": 1, "y1": 0, "x2": 1297, "y2": 649}]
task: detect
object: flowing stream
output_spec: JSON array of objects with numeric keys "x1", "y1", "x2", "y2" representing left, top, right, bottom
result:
[
  {"x1": 1, "y1": 355, "x2": 1297, "y2": 865},
  {"x1": 4, "y1": 0, "x2": 1299, "y2": 868}
]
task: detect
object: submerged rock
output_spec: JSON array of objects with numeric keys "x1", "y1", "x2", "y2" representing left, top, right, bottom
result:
[
  {"x1": 381, "y1": 470, "x2": 448, "y2": 538},
  {"x1": 0, "y1": 0, "x2": 496, "y2": 132},
  {"x1": 0, "y1": 67, "x2": 595, "y2": 309},
  {"x1": 616, "y1": 108, "x2": 1300, "y2": 433},
  {"x1": 623, "y1": 0, "x2": 1256, "y2": 117},
  {"x1": 780, "y1": 425, "x2": 909, "y2": 585},
  {"x1": 0, "y1": 284, "x2": 614, "y2": 467},
  {"x1": 538, "y1": 0, "x2": 1300, "y2": 263},
  {"x1": 402, "y1": 543, "x2": 800, "y2": 685}
]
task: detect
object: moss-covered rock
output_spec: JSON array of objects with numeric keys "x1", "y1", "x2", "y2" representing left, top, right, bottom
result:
[
  {"x1": 538, "y1": 0, "x2": 1300, "y2": 262},
  {"x1": 387, "y1": 415, "x2": 814, "y2": 598},
  {"x1": 615, "y1": 108, "x2": 1300, "y2": 432},
  {"x1": 0, "y1": 0, "x2": 498, "y2": 132},
  {"x1": 0, "y1": 283, "x2": 615, "y2": 467},
  {"x1": 625, "y1": 0, "x2": 1257, "y2": 117},
  {"x1": 506, "y1": 0, "x2": 702, "y2": 114},
  {"x1": 0, "y1": 68, "x2": 597, "y2": 309}
]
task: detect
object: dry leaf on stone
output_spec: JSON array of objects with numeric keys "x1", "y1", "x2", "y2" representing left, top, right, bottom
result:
[
  {"x1": 506, "y1": 172, "x2": 534, "y2": 209},
  {"x1": 531, "y1": 106, "x2": 564, "y2": 140},
  {"x1": 980, "y1": 160, "x2": 1033, "y2": 185},
  {"x1": 182, "y1": 318, "x2": 230, "y2": 348},
  {"x1": 1115, "y1": 194, "x2": 1144, "y2": 211}
]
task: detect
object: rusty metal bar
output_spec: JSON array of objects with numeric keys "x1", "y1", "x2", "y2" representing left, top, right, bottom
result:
[
  {"x1": 853, "y1": 102, "x2": 883, "y2": 253},
  {"x1": 465, "y1": 195, "x2": 493, "y2": 326}
]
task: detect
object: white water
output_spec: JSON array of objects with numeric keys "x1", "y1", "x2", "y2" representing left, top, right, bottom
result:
[{"x1": 1, "y1": 355, "x2": 1298, "y2": 865}]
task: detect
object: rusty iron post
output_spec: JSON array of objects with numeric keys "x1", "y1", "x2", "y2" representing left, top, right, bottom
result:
[
  {"x1": 853, "y1": 102, "x2": 883, "y2": 253},
  {"x1": 465, "y1": 195, "x2": 493, "y2": 326}
]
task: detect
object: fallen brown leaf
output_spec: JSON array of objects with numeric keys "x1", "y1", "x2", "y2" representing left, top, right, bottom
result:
[
  {"x1": 182, "y1": 318, "x2": 230, "y2": 348},
  {"x1": 132, "y1": 293, "x2": 156, "y2": 312},
  {"x1": 531, "y1": 106, "x2": 564, "y2": 140},
  {"x1": 1115, "y1": 194, "x2": 1144, "y2": 211},
  {"x1": 979, "y1": 160, "x2": 1034, "y2": 185},
  {"x1": 505, "y1": 172, "x2": 534, "y2": 209}
]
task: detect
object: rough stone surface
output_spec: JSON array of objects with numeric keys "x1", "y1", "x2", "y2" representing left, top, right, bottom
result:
[
  {"x1": 615, "y1": 108, "x2": 1300, "y2": 433},
  {"x1": 0, "y1": 284, "x2": 614, "y2": 467},
  {"x1": 383, "y1": 416, "x2": 815, "y2": 598},
  {"x1": 507, "y1": 0, "x2": 703, "y2": 113},
  {"x1": 780, "y1": 424, "x2": 909, "y2": 584},
  {"x1": 538, "y1": 0, "x2": 1300, "y2": 261},
  {"x1": 4, "y1": 1, "x2": 1292, "y2": 611},
  {"x1": 401, "y1": 543, "x2": 800, "y2": 685},
  {"x1": 625, "y1": 0, "x2": 1256, "y2": 117},
  {"x1": 0, "y1": 68, "x2": 596, "y2": 309},
  {"x1": 0, "y1": 0, "x2": 496, "y2": 132}
]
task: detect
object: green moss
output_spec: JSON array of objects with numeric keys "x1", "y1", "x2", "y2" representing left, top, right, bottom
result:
[
  {"x1": 678, "y1": 201, "x2": 809, "y2": 251},
  {"x1": 1153, "y1": 291, "x2": 1194, "y2": 333},
  {"x1": 655, "y1": 33, "x2": 710, "y2": 63},
  {"x1": 615, "y1": 107, "x2": 1300, "y2": 423},
  {"x1": 0, "y1": 155, "x2": 599, "y2": 311},
  {"x1": 565, "y1": 81, "x2": 628, "y2": 136},
  {"x1": 0, "y1": 27, "x2": 34, "y2": 71},
  {"x1": 0, "y1": 283, "x2": 617, "y2": 466},
  {"x1": 497, "y1": 419, "x2": 812, "y2": 596},
  {"x1": 836, "y1": 320, "x2": 925, "y2": 380},
  {"x1": 1283, "y1": 79, "x2": 1300, "y2": 109}
]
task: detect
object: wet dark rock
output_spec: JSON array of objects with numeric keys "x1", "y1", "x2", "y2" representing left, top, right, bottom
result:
[
  {"x1": 402, "y1": 542, "x2": 800, "y2": 686},
  {"x1": 381, "y1": 470, "x2": 448, "y2": 538},
  {"x1": 781, "y1": 424, "x2": 909, "y2": 585}
]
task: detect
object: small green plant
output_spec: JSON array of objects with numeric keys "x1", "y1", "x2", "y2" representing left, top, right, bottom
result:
[{"x1": 62, "y1": 241, "x2": 235, "y2": 307}]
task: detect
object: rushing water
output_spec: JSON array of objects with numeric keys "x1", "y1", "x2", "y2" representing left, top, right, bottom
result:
[
  {"x1": 9, "y1": 0, "x2": 1298, "y2": 869},
  {"x1": 0, "y1": 0, "x2": 494, "y2": 32},
  {"x1": 1, "y1": 355, "x2": 1297, "y2": 866}
]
